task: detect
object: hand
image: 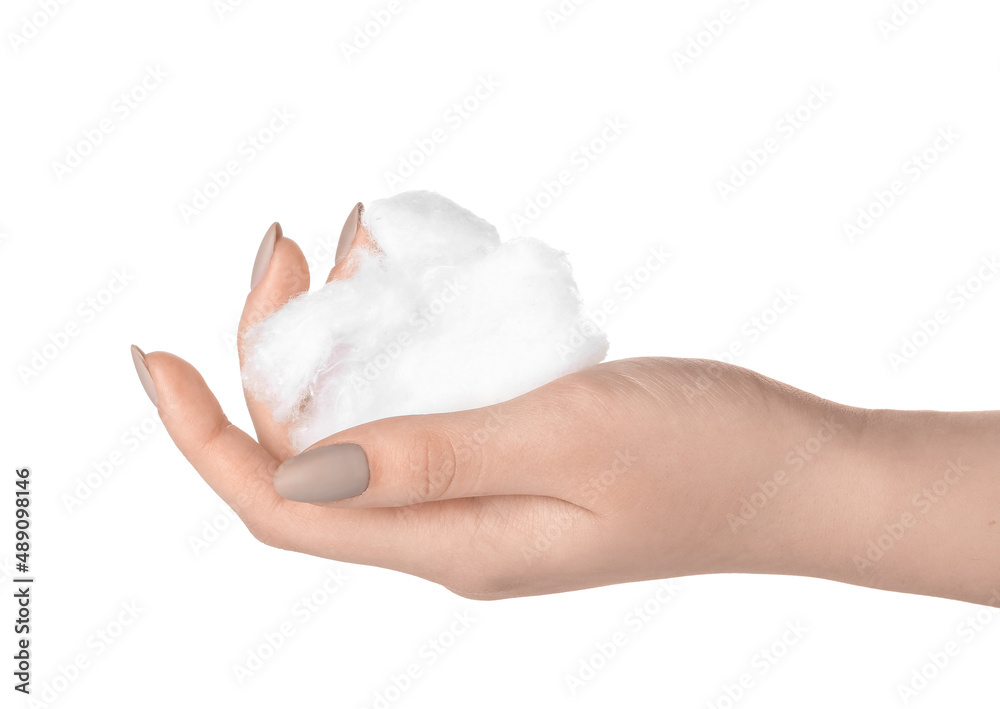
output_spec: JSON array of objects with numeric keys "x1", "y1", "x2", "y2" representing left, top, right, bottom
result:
[{"x1": 132, "y1": 219, "x2": 1000, "y2": 604}]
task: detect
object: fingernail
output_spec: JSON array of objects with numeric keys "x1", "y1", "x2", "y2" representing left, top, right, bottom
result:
[
  {"x1": 131, "y1": 345, "x2": 158, "y2": 407},
  {"x1": 335, "y1": 202, "x2": 363, "y2": 266},
  {"x1": 250, "y1": 221, "x2": 281, "y2": 290},
  {"x1": 273, "y1": 443, "x2": 370, "y2": 502}
]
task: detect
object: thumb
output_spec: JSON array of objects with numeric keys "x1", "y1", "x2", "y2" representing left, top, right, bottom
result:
[{"x1": 271, "y1": 401, "x2": 567, "y2": 507}]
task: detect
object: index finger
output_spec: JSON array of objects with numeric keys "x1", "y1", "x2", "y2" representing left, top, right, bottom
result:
[
  {"x1": 138, "y1": 348, "x2": 487, "y2": 578},
  {"x1": 238, "y1": 222, "x2": 310, "y2": 460}
]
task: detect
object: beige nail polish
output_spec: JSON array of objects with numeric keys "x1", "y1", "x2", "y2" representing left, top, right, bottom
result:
[
  {"x1": 131, "y1": 345, "x2": 158, "y2": 406},
  {"x1": 251, "y1": 222, "x2": 281, "y2": 290},
  {"x1": 273, "y1": 443, "x2": 370, "y2": 502},
  {"x1": 335, "y1": 203, "x2": 363, "y2": 266}
]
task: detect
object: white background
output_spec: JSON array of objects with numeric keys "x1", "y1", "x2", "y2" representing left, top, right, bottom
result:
[{"x1": 3, "y1": 0, "x2": 1000, "y2": 706}]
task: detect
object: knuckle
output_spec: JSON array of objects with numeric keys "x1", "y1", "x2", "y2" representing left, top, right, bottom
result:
[
  {"x1": 243, "y1": 507, "x2": 290, "y2": 550},
  {"x1": 244, "y1": 515, "x2": 276, "y2": 547},
  {"x1": 448, "y1": 587, "x2": 504, "y2": 601},
  {"x1": 442, "y1": 567, "x2": 514, "y2": 601},
  {"x1": 436, "y1": 526, "x2": 516, "y2": 598},
  {"x1": 408, "y1": 429, "x2": 461, "y2": 503},
  {"x1": 237, "y1": 464, "x2": 289, "y2": 550}
]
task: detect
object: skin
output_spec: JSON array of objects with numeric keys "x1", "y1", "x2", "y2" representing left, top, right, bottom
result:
[{"x1": 139, "y1": 229, "x2": 1000, "y2": 604}]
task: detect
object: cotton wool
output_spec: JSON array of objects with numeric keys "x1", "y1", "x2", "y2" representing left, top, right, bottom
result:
[{"x1": 241, "y1": 190, "x2": 609, "y2": 452}]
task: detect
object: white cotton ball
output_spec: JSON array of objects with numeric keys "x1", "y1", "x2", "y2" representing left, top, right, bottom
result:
[{"x1": 241, "y1": 190, "x2": 609, "y2": 452}]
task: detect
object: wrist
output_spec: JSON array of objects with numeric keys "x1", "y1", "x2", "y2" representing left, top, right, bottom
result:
[
  {"x1": 835, "y1": 407, "x2": 1000, "y2": 604},
  {"x1": 717, "y1": 390, "x2": 871, "y2": 582}
]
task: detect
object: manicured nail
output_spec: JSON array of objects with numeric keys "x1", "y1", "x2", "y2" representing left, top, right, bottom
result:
[
  {"x1": 250, "y1": 221, "x2": 281, "y2": 290},
  {"x1": 335, "y1": 202, "x2": 363, "y2": 266},
  {"x1": 131, "y1": 345, "x2": 157, "y2": 407},
  {"x1": 273, "y1": 443, "x2": 370, "y2": 502}
]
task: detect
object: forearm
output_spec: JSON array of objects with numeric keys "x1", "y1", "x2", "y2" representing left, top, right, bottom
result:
[
  {"x1": 837, "y1": 408, "x2": 1000, "y2": 605},
  {"x1": 706, "y1": 368, "x2": 1000, "y2": 606}
]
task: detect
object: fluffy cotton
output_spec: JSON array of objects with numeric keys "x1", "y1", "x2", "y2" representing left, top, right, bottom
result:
[{"x1": 241, "y1": 190, "x2": 608, "y2": 452}]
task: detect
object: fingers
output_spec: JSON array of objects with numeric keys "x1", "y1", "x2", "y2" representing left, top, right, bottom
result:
[
  {"x1": 272, "y1": 391, "x2": 587, "y2": 508},
  {"x1": 238, "y1": 222, "x2": 310, "y2": 460},
  {"x1": 134, "y1": 347, "x2": 596, "y2": 593},
  {"x1": 326, "y1": 201, "x2": 378, "y2": 282},
  {"x1": 237, "y1": 209, "x2": 377, "y2": 460},
  {"x1": 136, "y1": 348, "x2": 444, "y2": 567},
  {"x1": 141, "y1": 349, "x2": 287, "y2": 530}
]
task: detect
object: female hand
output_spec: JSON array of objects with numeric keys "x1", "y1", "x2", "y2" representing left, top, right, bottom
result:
[{"x1": 132, "y1": 215, "x2": 1000, "y2": 604}]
